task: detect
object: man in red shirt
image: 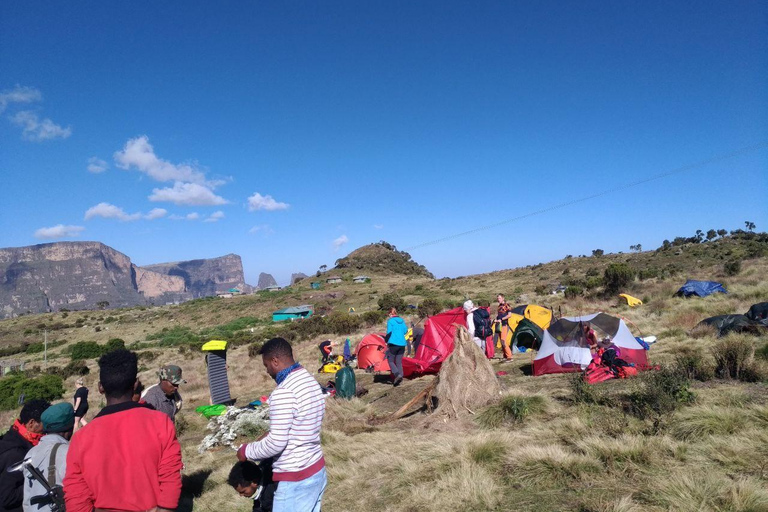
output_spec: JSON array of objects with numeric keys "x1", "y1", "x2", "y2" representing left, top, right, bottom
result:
[{"x1": 64, "y1": 349, "x2": 183, "y2": 512}]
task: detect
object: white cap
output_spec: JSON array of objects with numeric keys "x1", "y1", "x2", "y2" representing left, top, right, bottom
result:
[{"x1": 463, "y1": 300, "x2": 474, "y2": 312}]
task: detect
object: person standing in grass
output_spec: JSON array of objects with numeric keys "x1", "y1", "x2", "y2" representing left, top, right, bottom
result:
[
  {"x1": 237, "y1": 337, "x2": 326, "y2": 512},
  {"x1": 141, "y1": 365, "x2": 185, "y2": 423},
  {"x1": 494, "y1": 294, "x2": 514, "y2": 361},
  {"x1": 64, "y1": 349, "x2": 183, "y2": 512},
  {"x1": 385, "y1": 308, "x2": 408, "y2": 386},
  {"x1": 72, "y1": 377, "x2": 89, "y2": 432}
]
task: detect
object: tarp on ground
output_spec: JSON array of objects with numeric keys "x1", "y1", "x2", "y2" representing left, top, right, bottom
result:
[
  {"x1": 511, "y1": 318, "x2": 544, "y2": 351},
  {"x1": 402, "y1": 307, "x2": 467, "y2": 378},
  {"x1": 355, "y1": 333, "x2": 390, "y2": 372},
  {"x1": 511, "y1": 304, "x2": 553, "y2": 330},
  {"x1": 533, "y1": 312, "x2": 648, "y2": 376},
  {"x1": 696, "y1": 314, "x2": 764, "y2": 337},
  {"x1": 676, "y1": 280, "x2": 727, "y2": 298},
  {"x1": 619, "y1": 293, "x2": 643, "y2": 307},
  {"x1": 746, "y1": 302, "x2": 768, "y2": 324}
]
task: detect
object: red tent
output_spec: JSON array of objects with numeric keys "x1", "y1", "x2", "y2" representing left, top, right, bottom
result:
[
  {"x1": 402, "y1": 307, "x2": 467, "y2": 378},
  {"x1": 355, "y1": 333, "x2": 390, "y2": 372}
]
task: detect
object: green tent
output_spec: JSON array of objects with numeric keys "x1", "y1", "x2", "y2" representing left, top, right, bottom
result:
[{"x1": 511, "y1": 318, "x2": 544, "y2": 351}]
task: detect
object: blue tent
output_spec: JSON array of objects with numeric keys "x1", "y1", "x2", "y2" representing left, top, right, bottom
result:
[{"x1": 676, "y1": 280, "x2": 727, "y2": 298}]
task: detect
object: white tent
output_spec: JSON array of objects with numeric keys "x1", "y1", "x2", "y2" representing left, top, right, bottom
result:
[{"x1": 533, "y1": 312, "x2": 647, "y2": 376}]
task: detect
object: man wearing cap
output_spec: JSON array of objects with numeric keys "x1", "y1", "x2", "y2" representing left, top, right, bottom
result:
[
  {"x1": 21, "y1": 403, "x2": 74, "y2": 512},
  {"x1": 141, "y1": 365, "x2": 185, "y2": 422}
]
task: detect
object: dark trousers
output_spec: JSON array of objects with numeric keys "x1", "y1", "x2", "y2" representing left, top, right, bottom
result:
[{"x1": 387, "y1": 344, "x2": 405, "y2": 379}]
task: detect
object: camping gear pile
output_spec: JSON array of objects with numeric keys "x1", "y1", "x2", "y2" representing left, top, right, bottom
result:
[
  {"x1": 198, "y1": 405, "x2": 270, "y2": 453},
  {"x1": 583, "y1": 345, "x2": 639, "y2": 383},
  {"x1": 695, "y1": 302, "x2": 768, "y2": 337},
  {"x1": 533, "y1": 313, "x2": 648, "y2": 376}
]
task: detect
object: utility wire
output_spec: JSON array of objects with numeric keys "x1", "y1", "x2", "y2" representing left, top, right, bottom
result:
[{"x1": 405, "y1": 141, "x2": 768, "y2": 251}]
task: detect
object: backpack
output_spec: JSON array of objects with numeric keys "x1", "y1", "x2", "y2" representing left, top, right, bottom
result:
[
  {"x1": 473, "y1": 309, "x2": 492, "y2": 339},
  {"x1": 335, "y1": 366, "x2": 356, "y2": 400}
]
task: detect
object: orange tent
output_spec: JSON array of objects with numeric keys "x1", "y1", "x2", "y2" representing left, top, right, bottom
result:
[{"x1": 355, "y1": 333, "x2": 390, "y2": 372}]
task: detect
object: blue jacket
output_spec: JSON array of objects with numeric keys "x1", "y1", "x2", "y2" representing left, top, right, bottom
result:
[{"x1": 386, "y1": 316, "x2": 408, "y2": 347}]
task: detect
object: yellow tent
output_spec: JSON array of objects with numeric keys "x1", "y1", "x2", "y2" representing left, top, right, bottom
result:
[
  {"x1": 619, "y1": 294, "x2": 643, "y2": 307},
  {"x1": 511, "y1": 305, "x2": 553, "y2": 330}
]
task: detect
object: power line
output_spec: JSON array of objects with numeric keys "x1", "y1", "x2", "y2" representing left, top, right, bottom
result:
[{"x1": 405, "y1": 141, "x2": 768, "y2": 251}]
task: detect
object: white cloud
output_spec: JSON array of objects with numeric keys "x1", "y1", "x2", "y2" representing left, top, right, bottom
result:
[
  {"x1": 11, "y1": 110, "x2": 71, "y2": 141},
  {"x1": 87, "y1": 157, "x2": 109, "y2": 174},
  {"x1": 149, "y1": 182, "x2": 228, "y2": 206},
  {"x1": 204, "y1": 211, "x2": 225, "y2": 223},
  {"x1": 0, "y1": 85, "x2": 42, "y2": 113},
  {"x1": 333, "y1": 234, "x2": 349, "y2": 251},
  {"x1": 249, "y1": 224, "x2": 273, "y2": 235},
  {"x1": 34, "y1": 224, "x2": 85, "y2": 239},
  {"x1": 114, "y1": 135, "x2": 209, "y2": 184},
  {"x1": 144, "y1": 208, "x2": 168, "y2": 220},
  {"x1": 373, "y1": 224, "x2": 384, "y2": 229},
  {"x1": 84, "y1": 202, "x2": 141, "y2": 221},
  {"x1": 247, "y1": 192, "x2": 289, "y2": 212},
  {"x1": 186, "y1": 212, "x2": 200, "y2": 220}
]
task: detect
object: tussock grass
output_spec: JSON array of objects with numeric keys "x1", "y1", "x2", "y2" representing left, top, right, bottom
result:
[
  {"x1": 476, "y1": 394, "x2": 546, "y2": 428},
  {"x1": 507, "y1": 445, "x2": 602, "y2": 485},
  {"x1": 671, "y1": 406, "x2": 749, "y2": 440},
  {"x1": 644, "y1": 473, "x2": 768, "y2": 512}
]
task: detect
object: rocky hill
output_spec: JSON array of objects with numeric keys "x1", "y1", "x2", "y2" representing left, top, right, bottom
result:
[
  {"x1": 334, "y1": 241, "x2": 434, "y2": 278},
  {"x1": 0, "y1": 242, "x2": 190, "y2": 318},
  {"x1": 257, "y1": 272, "x2": 278, "y2": 289},
  {"x1": 142, "y1": 254, "x2": 252, "y2": 297}
]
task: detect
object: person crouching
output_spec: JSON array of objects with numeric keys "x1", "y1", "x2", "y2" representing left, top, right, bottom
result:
[{"x1": 228, "y1": 459, "x2": 276, "y2": 512}]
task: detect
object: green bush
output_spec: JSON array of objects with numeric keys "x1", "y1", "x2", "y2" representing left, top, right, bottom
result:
[
  {"x1": 584, "y1": 276, "x2": 603, "y2": 290},
  {"x1": 70, "y1": 341, "x2": 106, "y2": 360},
  {"x1": 25, "y1": 339, "x2": 67, "y2": 354},
  {"x1": 362, "y1": 310, "x2": 387, "y2": 327},
  {"x1": 570, "y1": 374, "x2": 615, "y2": 406},
  {"x1": 418, "y1": 298, "x2": 443, "y2": 317},
  {"x1": 105, "y1": 338, "x2": 125, "y2": 352},
  {"x1": 674, "y1": 350, "x2": 715, "y2": 381},
  {"x1": 627, "y1": 368, "x2": 694, "y2": 427},
  {"x1": 477, "y1": 395, "x2": 546, "y2": 428},
  {"x1": 0, "y1": 373, "x2": 65, "y2": 411},
  {"x1": 564, "y1": 286, "x2": 583, "y2": 299},
  {"x1": 603, "y1": 263, "x2": 636, "y2": 293},
  {"x1": 377, "y1": 292, "x2": 407, "y2": 312},
  {"x1": 49, "y1": 360, "x2": 90, "y2": 379},
  {"x1": 711, "y1": 336, "x2": 754, "y2": 380},
  {"x1": 326, "y1": 312, "x2": 362, "y2": 335},
  {"x1": 0, "y1": 343, "x2": 28, "y2": 357},
  {"x1": 146, "y1": 326, "x2": 201, "y2": 346},
  {"x1": 724, "y1": 259, "x2": 741, "y2": 276}
]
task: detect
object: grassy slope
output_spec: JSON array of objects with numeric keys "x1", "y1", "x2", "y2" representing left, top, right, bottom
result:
[{"x1": 1, "y1": 236, "x2": 767, "y2": 511}]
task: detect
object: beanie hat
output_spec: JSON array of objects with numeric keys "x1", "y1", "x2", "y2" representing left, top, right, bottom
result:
[{"x1": 41, "y1": 403, "x2": 75, "y2": 433}]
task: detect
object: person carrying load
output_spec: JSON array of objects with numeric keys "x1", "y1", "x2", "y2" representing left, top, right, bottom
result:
[{"x1": 494, "y1": 294, "x2": 514, "y2": 361}]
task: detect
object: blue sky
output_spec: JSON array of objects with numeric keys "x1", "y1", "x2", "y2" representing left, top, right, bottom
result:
[{"x1": 1, "y1": 1, "x2": 766, "y2": 285}]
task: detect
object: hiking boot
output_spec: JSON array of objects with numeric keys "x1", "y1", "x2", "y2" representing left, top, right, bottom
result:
[{"x1": 393, "y1": 376, "x2": 403, "y2": 387}]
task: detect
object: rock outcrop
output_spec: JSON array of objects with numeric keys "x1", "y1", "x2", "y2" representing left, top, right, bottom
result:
[
  {"x1": 291, "y1": 272, "x2": 308, "y2": 285},
  {"x1": 0, "y1": 241, "x2": 189, "y2": 318},
  {"x1": 142, "y1": 254, "x2": 253, "y2": 297},
  {"x1": 257, "y1": 272, "x2": 278, "y2": 289}
]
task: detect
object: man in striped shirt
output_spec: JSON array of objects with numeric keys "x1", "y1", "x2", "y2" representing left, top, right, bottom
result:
[{"x1": 238, "y1": 338, "x2": 326, "y2": 512}]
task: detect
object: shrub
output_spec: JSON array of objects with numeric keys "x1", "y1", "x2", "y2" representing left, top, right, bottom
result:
[
  {"x1": 49, "y1": 360, "x2": 90, "y2": 379},
  {"x1": 534, "y1": 285, "x2": 549, "y2": 295},
  {"x1": 105, "y1": 338, "x2": 125, "y2": 353},
  {"x1": 326, "y1": 312, "x2": 362, "y2": 335},
  {"x1": 362, "y1": 310, "x2": 387, "y2": 327},
  {"x1": 564, "y1": 286, "x2": 583, "y2": 299},
  {"x1": 570, "y1": 374, "x2": 615, "y2": 406},
  {"x1": 70, "y1": 341, "x2": 106, "y2": 360},
  {"x1": 724, "y1": 259, "x2": 741, "y2": 276},
  {"x1": 757, "y1": 342, "x2": 768, "y2": 361},
  {"x1": 674, "y1": 350, "x2": 715, "y2": 381},
  {"x1": 627, "y1": 368, "x2": 694, "y2": 427},
  {"x1": 418, "y1": 298, "x2": 443, "y2": 317},
  {"x1": 377, "y1": 292, "x2": 406, "y2": 312},
  {"x1": 584, "y1": 276, "x2": 603, "y2": 290},
  {"x1": 603, "y1": 263, "x2": 636, "y2": 293},
  {"x1": 0, "y1": 373, "x2": 65, "y2": 411},
  {"x1": 146, "y1": 326, "x2": 201, "y2": 346},
  {"x1": 711, "y1": 336, "x2": 755, "y2": 380},
  {"x1": 248, "y1": 342, "x2": 265, "y2": 358}
]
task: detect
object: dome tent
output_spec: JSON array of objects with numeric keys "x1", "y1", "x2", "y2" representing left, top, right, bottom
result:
[
  {"x1": 533, "y1": 312, "x2": 647, "y2": 376},
  {"x1": 510, "y1": 304, "x2": 553, "y2": 330},
  {"x1": 355, "y1": 333, "x2": 390, "y2": 372},
  {"x1": 511, "y1": 318, "x2": 544, "y2": 351}
]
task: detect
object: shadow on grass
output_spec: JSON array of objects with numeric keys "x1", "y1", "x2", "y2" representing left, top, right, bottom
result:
[
  {"x1": 177, "y1": 469, "x2": 213, "y2": 512},
  {"x1": 519, "y1": 363, "x2": 534, "y2": 376}
]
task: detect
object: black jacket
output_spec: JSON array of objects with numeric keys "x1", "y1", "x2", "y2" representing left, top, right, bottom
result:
[
  {"x1": 253, "y1": 459, "x2": 276, "y2": 512},
  {"x1": 0, "y1": 427, "x2": 33, "y2": 512}
]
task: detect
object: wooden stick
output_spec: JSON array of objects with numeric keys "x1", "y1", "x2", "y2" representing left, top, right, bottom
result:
[{"x1": 388, "y1": 378, "x2": 438, "y2": 421}]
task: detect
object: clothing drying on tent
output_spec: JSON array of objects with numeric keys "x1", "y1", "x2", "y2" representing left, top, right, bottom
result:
[
  {"x1": 676, "y1": 280, "x2": 727, "y2": 297},
  {"x1": 533, "y1": 313, "x2": 648, "y2": 376},
  {"x1": 355, "y1": 333, "x2": 390, "y2": 372},
  {"x1": 202, "y1": 340, "x2": 234, "y2": 405},
  {"x1": 619, "y1": 294, "x2": 643, "y2": 307},
  {"x1": 696, "y1": 315, "x2": 764, "y2": 337},
  {"x1": 401, "y1": 307, "x2": 467, "y2": 378},
  {"x1": 511, "y1": 304, "x2": 553, "y2": 329},
  {"x1": 510, "y1": 318, "x2": 544, "y2": 351},
  {"x1": 745, "y1": 302, "x2": 768, "y2": 324}
]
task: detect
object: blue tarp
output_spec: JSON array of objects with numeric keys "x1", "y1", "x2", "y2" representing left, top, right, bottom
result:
[{"x1": 676, "y1": 280, "x2": 727, "y2": 298}]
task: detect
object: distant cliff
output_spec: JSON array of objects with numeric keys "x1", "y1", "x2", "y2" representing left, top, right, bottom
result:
[
  {"x1": 0, "y1": 242, "x2": 190, "y2": 318},
  {"x1": 142, "y1": 254, "x2": 253, "y2": 297},
  {"x1": 257, "y1": 272, "x2": 278, "y2": 289},
  {"x1": 291, "y1": 272, "x2": 308, "y2": 285}
]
